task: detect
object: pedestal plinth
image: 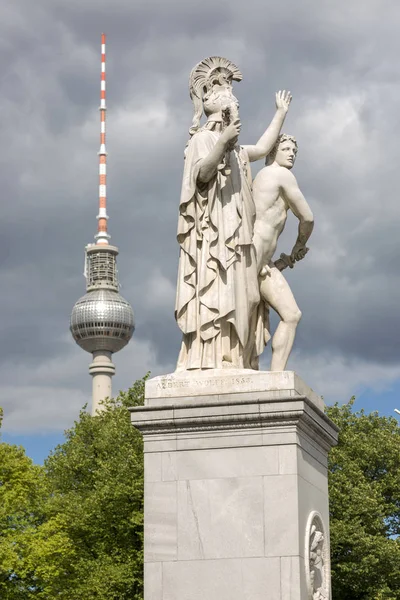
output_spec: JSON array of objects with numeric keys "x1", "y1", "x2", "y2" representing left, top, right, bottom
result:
[{"x1": 130, "y1": 370, "x2": 338, "y2": 600}]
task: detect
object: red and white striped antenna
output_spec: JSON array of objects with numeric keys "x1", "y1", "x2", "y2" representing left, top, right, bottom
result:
[{"x1": 95, "y1": 33, "x2": 110, "y2": 245}]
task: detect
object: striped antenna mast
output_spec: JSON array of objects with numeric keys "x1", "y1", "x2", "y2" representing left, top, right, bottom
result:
[{"x1": 95, "y1": 32, "x2": 110, "y2": 245}]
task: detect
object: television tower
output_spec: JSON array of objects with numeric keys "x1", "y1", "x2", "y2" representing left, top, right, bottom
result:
[{"x1": 70, "y1": 34, "x2": 134, "y2": 415}]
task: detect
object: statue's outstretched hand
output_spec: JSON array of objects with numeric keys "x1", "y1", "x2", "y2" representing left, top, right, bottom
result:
[{"x1": 275, "y1": 90, "x2": 292, "y2": 113}]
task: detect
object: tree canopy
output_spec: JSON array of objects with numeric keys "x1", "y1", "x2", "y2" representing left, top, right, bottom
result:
[
  {"x1": 0, "y1": 408, "x2": 48, "y2": 598},
  {"x1": 327, "y1": 399, "x2": 400, "y2": 599},
  {"x1": 0, "y1": 379, "x2": 145, "y2": 599}
]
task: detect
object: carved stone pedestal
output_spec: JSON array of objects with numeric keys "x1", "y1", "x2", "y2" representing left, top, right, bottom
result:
[{"x1": 130, "y1": 370, "x2": 338, "y2": 600}]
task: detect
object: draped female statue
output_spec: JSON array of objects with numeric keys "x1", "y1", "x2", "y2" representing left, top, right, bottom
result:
[{"x1": 175, "y1": 57, "x2": 291, "y2": 370}]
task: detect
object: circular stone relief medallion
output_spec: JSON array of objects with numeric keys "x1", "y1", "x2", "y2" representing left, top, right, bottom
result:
[{"x1": 305, "y1": 511, "x2": 330, "y2": 600}]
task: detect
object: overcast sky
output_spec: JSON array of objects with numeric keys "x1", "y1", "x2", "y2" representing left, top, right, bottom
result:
[{"x1": 1, "y1": 0, "x2": 400, "y2": 459}]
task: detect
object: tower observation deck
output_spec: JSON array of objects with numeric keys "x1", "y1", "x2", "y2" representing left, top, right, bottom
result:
[{"x1": 70, "y1": 34, "x2": 134, "y2": 414}]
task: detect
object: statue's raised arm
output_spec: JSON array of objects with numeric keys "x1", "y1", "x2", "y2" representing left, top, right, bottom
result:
[{"x1": 243, "y1": 90, "x2": 292, "y2": 162}]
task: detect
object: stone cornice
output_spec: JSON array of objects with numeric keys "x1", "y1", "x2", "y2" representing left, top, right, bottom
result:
[{"x1": 130, "y1": 394, "x2": 338, "y2": 450}]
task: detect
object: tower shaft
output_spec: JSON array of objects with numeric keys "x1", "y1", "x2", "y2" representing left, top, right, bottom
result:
[{"x1": 89, "y1": 351, "x2": 115, "y2": 414}]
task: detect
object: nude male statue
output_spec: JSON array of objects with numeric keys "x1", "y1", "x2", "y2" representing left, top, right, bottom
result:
[{"x1": 252, "y1": 134, "x2": 314, "y2": 371}]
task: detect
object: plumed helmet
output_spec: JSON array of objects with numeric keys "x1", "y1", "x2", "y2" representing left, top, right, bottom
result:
[{"x1": 188, "y1": 56, "x2": 242, "y2": 136}]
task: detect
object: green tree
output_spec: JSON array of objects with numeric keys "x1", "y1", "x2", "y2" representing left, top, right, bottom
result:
[
  {"x1": 327, "y1": 399, "x2": 400, "y2": 599},
  {"x1": 0, "y1": 408, "x2": 48, "y2": 598},
  {"x1": 39, "y1": 377, "x2": 146, "y2": 600}
]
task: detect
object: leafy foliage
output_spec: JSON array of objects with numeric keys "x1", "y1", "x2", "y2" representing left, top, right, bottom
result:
[
  {"x1": 327, "y1": 399, "x2": 400, "y2": 599},
  {"x1": 0, "y1": 378, "x2": 146, "y2": 599},
  {"x1": 41, "y1": 377, "x2": 146, "y2": 599},
  {"x1": 0, "y1": 408, "x2": 47, "y2": 598}
]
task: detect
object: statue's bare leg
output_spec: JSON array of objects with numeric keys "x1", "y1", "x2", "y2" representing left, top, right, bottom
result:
[
  {"x1": 253, "y1": 230, "x2": 269, "y2": 274},
  {"x1": 259, "y1": 264, "x2": 302, "y2": 371}
]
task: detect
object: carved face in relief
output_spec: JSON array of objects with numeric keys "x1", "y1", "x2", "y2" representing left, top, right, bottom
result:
[{"x1": 275, "y1": 139, "x2": 298, "y2": 169}]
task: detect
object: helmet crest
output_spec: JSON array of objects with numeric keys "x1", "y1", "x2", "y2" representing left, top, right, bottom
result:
[{"x1": 188, "y1": 56, "x2": 242, "y2": 136}]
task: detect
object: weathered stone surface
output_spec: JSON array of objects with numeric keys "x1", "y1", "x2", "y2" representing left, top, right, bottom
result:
[
  {"x1": 161, "y1": 557, "x2": 282, "y2": 600},
  {"x1": 131, "y1": 371, "x2": 338, "y2": 600},
  {"x1": 145, "y1": 369, "x2": 323, "y2": 410},
  {"x1": 177, "y1": 477, "x2": 264, "y2": 560}
]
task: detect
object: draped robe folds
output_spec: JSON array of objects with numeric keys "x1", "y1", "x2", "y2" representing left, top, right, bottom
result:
[{"x1": 175, "y1": 128, "x2": 270, "y2": 370}]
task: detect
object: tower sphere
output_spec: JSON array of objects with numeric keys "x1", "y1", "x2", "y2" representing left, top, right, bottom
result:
[{"x1": 70, "y1": 289, "x2": 134, "y2": 354}]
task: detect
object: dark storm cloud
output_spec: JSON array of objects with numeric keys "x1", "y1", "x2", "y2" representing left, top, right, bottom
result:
[{"x1": 1, "y1": 0, "x2": 400, "y2": 430}]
